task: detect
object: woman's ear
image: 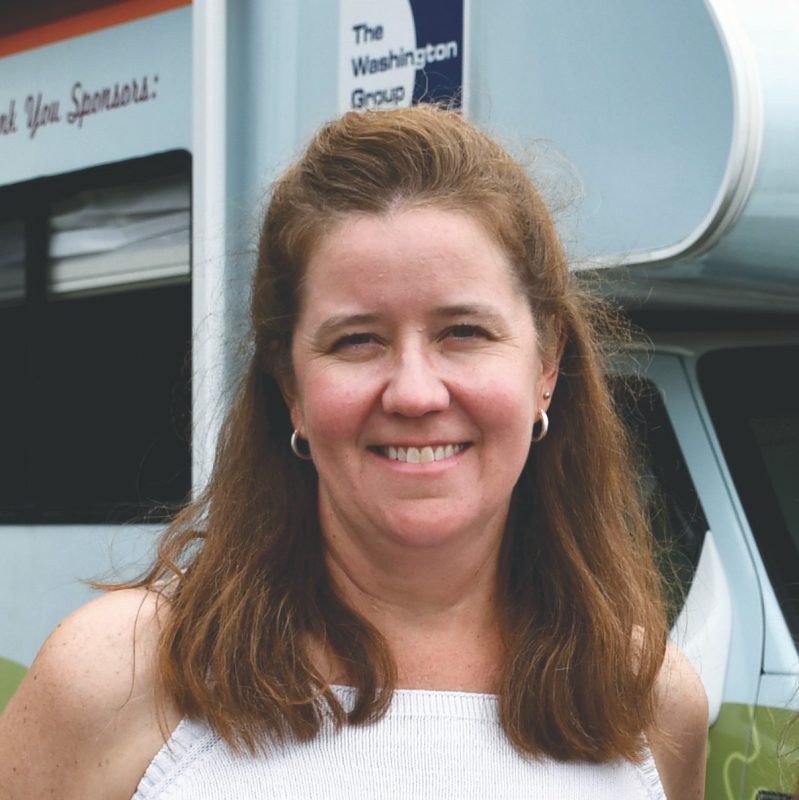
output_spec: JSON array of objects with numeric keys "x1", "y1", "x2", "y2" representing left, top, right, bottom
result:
[
  {"x1": 541, "y1": 359, "x2": 559, "y2": 407},
  {"x1": 541, "y1": 320, "x2": 567, "y2": 407},
  {"x1": 539, "y1": 323, "x2": 563, "y2": 408},
  {"x1": 277, "y1": 375, "x2": 303, "y2": 433}
]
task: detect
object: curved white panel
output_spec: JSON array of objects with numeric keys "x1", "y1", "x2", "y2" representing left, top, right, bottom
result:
[
  {"x1": 699, "y1": 0, "x2": 799, "y2": 277},
  {"x1": 615, "y1": 0, "x2": 763, "y2": 266},
  {"x1": 469, "y1": 0, "x2": 738, "y2": 264},
  {"x1": 669, "y1": 530, "x2": 733, "y2": 725}
]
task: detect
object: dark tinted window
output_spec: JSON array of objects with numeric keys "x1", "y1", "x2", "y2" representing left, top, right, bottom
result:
[
  {"x1": 699, "y1": 345, "x2": 799, "y2": 636},
  {"x1": 0, "y1": 152, "x2": 191, "y2": 523}
]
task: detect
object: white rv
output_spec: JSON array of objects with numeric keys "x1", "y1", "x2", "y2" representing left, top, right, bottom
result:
[{"x1": 1, "y1": 2, "x2": 797, "y2": 796}]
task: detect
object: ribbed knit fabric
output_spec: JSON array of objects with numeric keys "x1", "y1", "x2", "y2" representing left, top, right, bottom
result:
[{"x1": 132, "y1": 686, "x2": 666, "y2": 799}]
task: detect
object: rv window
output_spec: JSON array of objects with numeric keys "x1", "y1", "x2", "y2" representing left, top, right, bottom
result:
[
  {"x1": 0, "y1": 220, "x2": 26, "y2": 508},
  {"x1": 699, "y1": 346, "x2": 799, "y2": 637},
  {"x1": 0, "y1": 219, "x2": 24, "y2": 303},
  {"x1": 0, "y1": 152, "x2": 191, "y2": 523},
  {"x1": 613, "y1": 376, "x2": 707, "y2": 621},
  {"x1": 48, "y1": 175, "x2": 190, "y2": 297}
]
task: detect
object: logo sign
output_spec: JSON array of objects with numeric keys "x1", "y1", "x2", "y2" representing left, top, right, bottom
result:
[{"x1": 339, "y1": 0, "x2": 466, "y2": 113}]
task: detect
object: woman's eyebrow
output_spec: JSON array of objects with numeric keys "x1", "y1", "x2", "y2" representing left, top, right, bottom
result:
[
  {"x1": 314, "y1": 313, "x2": 380, "y2": 339},
  {"x1": 432, "y1": 304, "x2": 509, "y2": 327},
  {"x1": 312, "y1": 306, "x2": 509, "y2": 340}
]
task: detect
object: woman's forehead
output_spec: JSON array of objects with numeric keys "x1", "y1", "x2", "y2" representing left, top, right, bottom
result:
[{"x1": 301, "y1": 210, "x2": 515, "y2": 291}]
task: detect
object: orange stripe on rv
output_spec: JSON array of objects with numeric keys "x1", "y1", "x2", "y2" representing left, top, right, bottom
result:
[{"x1": 0, "y1": 0, "x2": 191, "y2": 58}]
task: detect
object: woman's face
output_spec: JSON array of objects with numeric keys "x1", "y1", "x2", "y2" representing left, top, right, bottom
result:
[{"x1": 287, "y1": 208, "x2": 558, "y2": 555}]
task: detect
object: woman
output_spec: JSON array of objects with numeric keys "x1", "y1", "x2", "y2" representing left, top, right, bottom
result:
[{"x1": 0, "y1": 106, "x2": 707, "y2": 799}]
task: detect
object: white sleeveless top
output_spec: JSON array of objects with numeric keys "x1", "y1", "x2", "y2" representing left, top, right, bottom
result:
[{"x1": 132, "y1": 686, "x2": 666, "y2": 799}]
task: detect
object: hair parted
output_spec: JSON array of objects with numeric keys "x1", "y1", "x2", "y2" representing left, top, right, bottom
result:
[{"x1": 122, "y1": 105, "x2": 668, "y2": 761}]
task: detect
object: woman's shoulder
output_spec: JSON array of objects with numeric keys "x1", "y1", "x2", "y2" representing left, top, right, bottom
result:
[
  {"x1": 29, "y1": 587, "x2": 168, "y2": 707},
  {"x1": 648, "y1": 643, "x2": 708, "y2": 800},
  {"x1": 0, "y1": 588, "x2": 180, "y2": 800}
]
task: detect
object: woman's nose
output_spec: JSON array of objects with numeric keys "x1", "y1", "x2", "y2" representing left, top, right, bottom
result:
[{"x1": 381, "y1": 349, "x2": 450, "y2": 417}]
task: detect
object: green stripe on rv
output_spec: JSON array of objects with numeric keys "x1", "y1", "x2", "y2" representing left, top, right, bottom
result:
[
  {"x1": 0, "y1": 656, "x2": 27, "y2": 713},
  {"x1": 707, "y1": 703, "x2": 799, "y2": 799}
]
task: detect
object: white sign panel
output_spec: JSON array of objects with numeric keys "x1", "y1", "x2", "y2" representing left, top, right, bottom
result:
[
  {"x1": 0, "y1": 7, "x2": 191, "y2": 185},
  {"x1": 339, "y1": 0, "x2": 466, "y2": 113}
]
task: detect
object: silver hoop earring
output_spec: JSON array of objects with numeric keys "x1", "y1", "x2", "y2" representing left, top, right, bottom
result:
[
  {"x1": 290, "y1": 429, "x2": 312, "y2": 460},
  {"x1": 531, "y1": 409, "x2": 549, "y2": 443}
]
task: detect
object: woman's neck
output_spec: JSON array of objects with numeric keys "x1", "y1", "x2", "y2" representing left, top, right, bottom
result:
[{"x1": 321, "y1": 521, "x2": 507, "y2": 693}]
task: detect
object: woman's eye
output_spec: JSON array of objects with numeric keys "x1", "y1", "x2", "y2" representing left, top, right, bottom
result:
[
  {"x1": 331, "y1": 332, "x2": 374, "y2": 350},
  {"x1": 447, "y1": 324, "x2": 486, "y2": 340}
]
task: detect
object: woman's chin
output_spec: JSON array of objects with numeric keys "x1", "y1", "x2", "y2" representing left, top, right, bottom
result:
[{"x1": 374, "y1": 507, "x2": 500, "y2": 552}]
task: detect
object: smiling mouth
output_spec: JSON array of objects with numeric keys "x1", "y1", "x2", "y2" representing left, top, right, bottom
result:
[{"x1": 370, "y1": 443, "x2": 470, "y2": 463}]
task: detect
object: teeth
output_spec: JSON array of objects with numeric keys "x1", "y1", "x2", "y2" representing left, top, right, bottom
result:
[{"x1": 381, "y1": 444, "x2": 465, "y2": 463}]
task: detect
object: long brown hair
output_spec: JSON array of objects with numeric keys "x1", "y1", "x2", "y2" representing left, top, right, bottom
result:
[{"x1": 125, "y1": 105, "x2": 668, "y2": 761}]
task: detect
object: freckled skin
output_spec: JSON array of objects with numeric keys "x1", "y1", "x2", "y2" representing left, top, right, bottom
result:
[{"x1": 0, "y1": 589, "x2": 180, "y2": 800}]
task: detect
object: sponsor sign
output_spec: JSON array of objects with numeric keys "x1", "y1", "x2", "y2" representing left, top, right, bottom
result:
[
  {"x1": 0, "y1": 7, "x2": 190, "y2": 185},
  {"x1": 339, "y1": 0, "x2": 466, "y2": 113}
]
